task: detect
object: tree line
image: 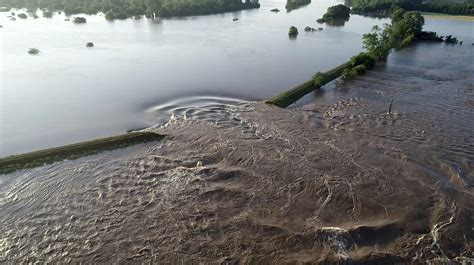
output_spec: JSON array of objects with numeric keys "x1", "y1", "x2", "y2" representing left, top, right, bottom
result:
[
  {"x1": 285, "y1": 0, "x2": 311, "y2": 12},
  {"x1": 346, "y1": 0, "x2": 474, "y2": 16},
  {"x1": 0, "y1": 0, "x2": 261, "y2": 18}
]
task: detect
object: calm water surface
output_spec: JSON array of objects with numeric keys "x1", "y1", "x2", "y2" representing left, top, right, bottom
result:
[{"x1": 0, "y1": 0, "x2": 473, "y2": 156}]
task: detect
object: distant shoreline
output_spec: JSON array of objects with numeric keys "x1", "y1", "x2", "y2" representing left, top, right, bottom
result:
[{"x1": 422, "y1": 12, "x2": 474, "y2": 22}]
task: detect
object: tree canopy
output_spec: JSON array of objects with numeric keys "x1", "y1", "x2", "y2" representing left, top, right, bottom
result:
[
  {"x1": 346, "y1": 0, "x2": 474, "y2": 16},
  {"x1": 0, "y1": 0, "x2": 261, "y2": 19},
  {"x1": 317, "y1": 4, "x2": 351, "y2": 23},
  {"x1": 285, "y1": 0, "x2": 311, "y2": 12}
]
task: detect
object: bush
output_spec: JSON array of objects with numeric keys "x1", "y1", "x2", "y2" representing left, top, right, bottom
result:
[
  {"x1": 353, "y1": 64, "x2": 367, "y2": 75},
  {"x1": 444, "y1": 35, "x2": 458, "y2": 44},
  {"x1": 115, "y1": 13, "x2": 128, "y2": 19},
  {"x1": 399, "y1": 34, "x2": 415, "y2": 48},
  {"x1": 288, "y1": 26, "x2": 299, "y2": 37},
  {"x1": 342, "y1": 69, "x2": 357, "y2": 80},
  {"x1": 105, "y1": 11, "x2": 115, "y2": 20},
  {"x1": 351, "y1": 52, "x2": 376, "y2": 69},
  {"x1": 313, "y1": 72, "x2": 328, "y2": 86},
  {"x1": 28, "y1": 48, "x2": 40, "y2": 54},
  {"x1": 43, "y1": 11, "x2": 53, "y2": 18},
  {"x1": 417, "y1": 31, "x2": 443, "y2": 42},
  {"x1": 18, "y1": 13, "x2": 28, "y2": 19},
  {"x1": 73, "y1": 17, "x2": 87, "y2": 23}
]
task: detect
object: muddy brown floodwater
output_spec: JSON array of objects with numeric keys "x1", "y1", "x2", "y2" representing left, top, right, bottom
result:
[{"x1": 0, "y1": 43, "x2": 473, "y2": 264}]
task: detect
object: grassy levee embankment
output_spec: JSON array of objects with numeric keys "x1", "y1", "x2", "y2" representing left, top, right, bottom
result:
[
  {"x1": 266, "y1": 61, "x2": 352, "y2": 107},
  {"x1": 0, "y1": 132, "x2": 164, "y2": 174}
]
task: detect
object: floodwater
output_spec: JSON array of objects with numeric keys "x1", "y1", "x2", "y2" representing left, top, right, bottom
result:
[
  {"x1": 0, "y1": 37, "x2": 473, "y2": 262},
  {"x1": 2, "y1": 0, "x2": 391, "y2": 156},
  {"x1": 1, "y1": 0, "x2": 474, "y2": 263},
  {"x1": 1, "y1": 1, "x2": 472, "y2": 157}
]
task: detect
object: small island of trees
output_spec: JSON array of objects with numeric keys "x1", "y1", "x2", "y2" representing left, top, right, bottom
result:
[
  {"x1": 288, "y1": 26, "x2": 299, "y2": 37},
  {"x1": 0, "y1": 0, "x2": 261, "y2": 20},
  {"x1": 286, "y1": 0, "x2": 311, "y2": 12},
  {"x1": 73, "y1": 17, "x2": 87, "y2": 23},
  {"x1": 317, "y1": 4, "x2": 351, "y2": 23},
  {"x1": 28, "y1": 48, "x2": 40, "y2": 54}
]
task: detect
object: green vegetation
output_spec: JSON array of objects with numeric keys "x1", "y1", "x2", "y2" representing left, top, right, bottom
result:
[
  {"x1": 28, "y1": 48, "x2": 40, "y2": 54},
  {"x1": 288, "y1": 26, "x2": 299, "y2": 37},
  {"x1": 43, "y1": 10, "x2": 53, "y2": 17},
  {"x1": 419, "y1": 2, "x2": 474, "y2": 16},
  {"x1": 444, "y1": 35, "x2": 458, "y2": 44},
  {"x1": 266, "y1": 61, "x2": 352, "y2": 107},
  {"x1": 317, "y1": 4, "x2": 351, "y2": 23},
  {"x1": 0, "y1": 0, "x2": 260, "y2": 19},
  {"x1": 0, "y1": 6, "x2": 10, "y2": 12},
  {"x1": 73, "y1": 17, "x2": 87, "y2": 23},
  {"x1": 286, "y1": 0, "x2": 311, "y2": 12},
  {"x1": 0, "y1": 132, "x2": 164, "y2": 175},
  {"x1": 417, "y1": 31, "x2": 443, "y2": 42},
  {"x1": 347, "y1": 0, "x2": 474, "y2": 16},
  {"x1": 267, "y1": 8, "x2": 441, "y2": 107},
  {"x1": 17, "y1": 12, "x2": 27, "y2": 18},
  {"x1": 341, "y1": 52, "x2": 376, "y2": 80}
]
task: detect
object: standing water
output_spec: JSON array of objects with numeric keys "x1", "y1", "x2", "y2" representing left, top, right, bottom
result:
[
  {"x1": 0, "y1": 0, "x2": 473, "y2": 263},
  {"x1": 1, "y1": 0, "x2": 391, "y2": 156}
]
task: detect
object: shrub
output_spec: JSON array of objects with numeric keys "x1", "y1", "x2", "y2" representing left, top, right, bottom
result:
[
  {"x1": 342, "y1": 68, "x2": 357, "y2": 80},
  {"x1": 28, "y1": 48, "x2": 40, "y2": 55},
  {"x1": 351, "y1": 52, "x2": 376, "y2": 69},
  {"x1": 115, "y1": 13, "x2": 128, "y2": 20},
  {"x1": 18, "y1": 13, "x2": 28, "y2": 19},
  {"x1": 313, "y1": 72, "x2": 328, "y2": 86},
  {"x1": 445, "y1": 35, "x2": 458, "y2": 44},
  {"x1": 288, "y1": 26, "x2": 299, "y2": 37},
  {"x1": 353, "y1": 64, "x2": 367, "y2": 75},
  {"x1": 105, "y1": 11, "x2": 115, "y2": 20},
  {"x1": 73, "y1": 17, "x2": 87, "y2": 23},
  {"x1": 43, "y1": 11, "x2": 53, "y2": 18}
]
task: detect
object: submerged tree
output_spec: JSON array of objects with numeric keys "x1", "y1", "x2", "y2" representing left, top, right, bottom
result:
[
  {"x1": 28, "y1": 48, "x2": 40, "y2": 54},
  {"x1": 288, "y1": 26, "x2": 298, "y2": 37},
  {"x1": 73, "y1": 17, "x2": 87, "y2": 23}
]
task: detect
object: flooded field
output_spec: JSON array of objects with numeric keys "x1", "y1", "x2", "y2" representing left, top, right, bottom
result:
[{"x1": 1, "y1": 42, "x2": 473, "y2": 263}]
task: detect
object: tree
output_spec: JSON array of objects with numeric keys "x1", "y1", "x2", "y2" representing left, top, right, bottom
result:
[
  {"x1": 288, "y1": 26, "x2": 299, "y2": 37},
  {"x1": 362, "y1": 25, "x2": 393, "y2": 60},
  {"x1": 145, "y1": 0, "x2": 162, "y2": 18}
]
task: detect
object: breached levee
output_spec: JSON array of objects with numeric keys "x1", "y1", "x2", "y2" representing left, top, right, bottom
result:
[{"x1": 0, "y1": 132, "x2": 164, "y2": 174}]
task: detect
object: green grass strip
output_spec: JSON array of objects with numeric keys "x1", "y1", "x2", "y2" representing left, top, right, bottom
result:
[
  {"x1": 266, "y1": 61, "x2": 351, "y2": 108},
  {"x1": 0, "y1": 132, "x2": 164, "y2": 174}
]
